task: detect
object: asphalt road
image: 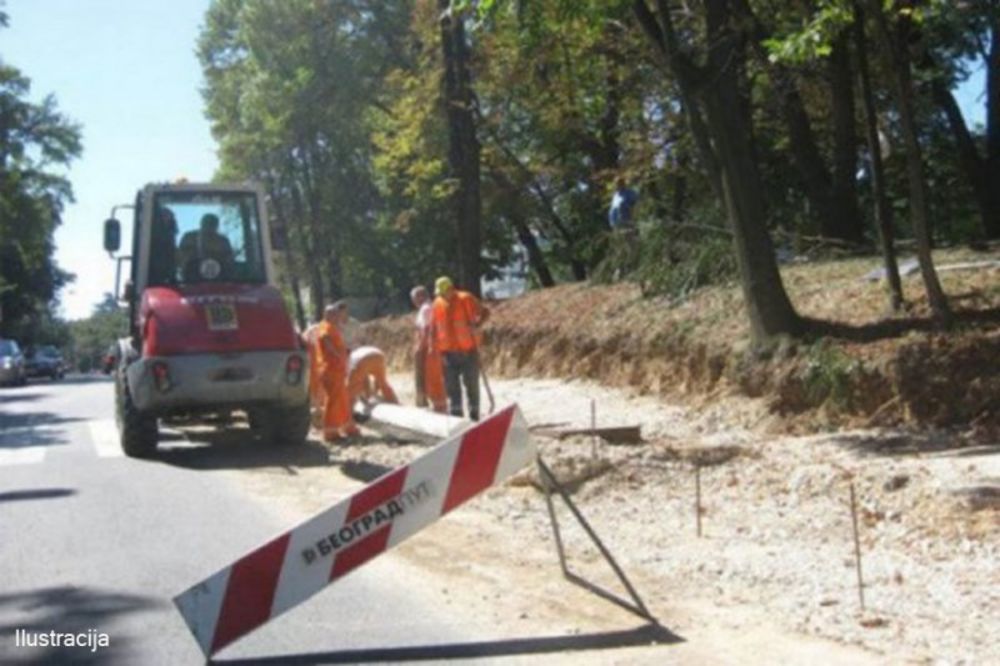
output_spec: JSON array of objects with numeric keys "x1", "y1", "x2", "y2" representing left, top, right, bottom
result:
[{"x1": 0, "y1": 375, "x2": 500, "y2": 665}]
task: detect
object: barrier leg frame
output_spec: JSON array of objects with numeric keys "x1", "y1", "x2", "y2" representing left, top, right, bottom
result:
[{"x1": 537, "y1": 456, "x2": 654, "y2": 622}]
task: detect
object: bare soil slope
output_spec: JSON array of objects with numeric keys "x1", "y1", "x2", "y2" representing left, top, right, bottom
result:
[{"x1": 366, "y1": 248, "x2": 999, "y2": 433}]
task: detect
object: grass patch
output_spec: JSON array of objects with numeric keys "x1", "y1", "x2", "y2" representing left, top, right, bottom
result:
[{"x1": 803, "y1": 341, "x2": 863, "y2": 411}]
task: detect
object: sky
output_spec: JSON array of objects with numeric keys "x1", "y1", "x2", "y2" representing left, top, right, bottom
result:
[
  {"x1": 0, "y1": 1, "x2": 991, "y2": 321},
  {"x1": 2, "y1": 0, "x2": 217, "y2": 320}
]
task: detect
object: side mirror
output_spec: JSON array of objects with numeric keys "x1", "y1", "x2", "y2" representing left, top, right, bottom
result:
[{"x1": 104, "y1": 218, "x2": 121, "y2": 253}]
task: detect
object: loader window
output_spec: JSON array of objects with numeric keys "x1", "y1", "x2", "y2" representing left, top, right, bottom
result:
[{"x1": 151, "y1": 192, "x2": 266, "y2": 285}]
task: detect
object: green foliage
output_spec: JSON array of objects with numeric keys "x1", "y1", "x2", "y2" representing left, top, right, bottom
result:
[
  {"x1": 473, "y1": 0, "x2": 669, "y2": 278},
  {"x1": 761, "y1": 0, "x2": 956, "y2": 65},
  {"x1": 67, "y1": 294, "x2": 127, "y2": 372},
  {"x1": 0, "y1": 23, "x2": 81, "y2": 340},
  {"x1": 803, "y1": 340, "x2": 862, "y2": 410},
  {"x1": 639, "y1": 229, "x2": 736, "y2": 300},
  {"x1": 200, "y1": 0, "x2": 464, "y2": 304},
  {"x1": 761, "y1": 1, "x2": 853, "y2": 63},
  {"x1": 197, "y1": 0, "x2": 995, "y2": 322},
  {"x1": 591, "y1": 216, "x2": 738, "y2": 301}
]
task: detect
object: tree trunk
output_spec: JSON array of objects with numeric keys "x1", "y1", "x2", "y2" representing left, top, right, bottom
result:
[
  {"x1": 853, "y1": 1, "x2": 903, "y2": 311},
  {"x1": 479, "y1": 119, "x2": 588, "y2": 280},
  {"x1": 288, "y1": 273, "x2": 306, "y2": 331},
  {"x1": 869, "y1": 0, "x2": 950, "y2": 320},
  {"x1": 598, "y1": 57, "x2": 623, "y2": 177},
  {"x1": 489, "y1": 171, "x2": 557, "y2": 288},
  {"x1": 672, "y1": 172, "x2": 687, "y2": 222},
  {"x1": 986, "y1": 13, "x2": 1000, "y2": 238},
  {"x1": 634, "y1": 0, "x2": 803, "y2": 343},
  {"x1": 303, "y1": 145, "x2": 343, "y2": 302},
  {"x1": 439, "y1": 1, "x2": 483, "y2": 296},
  {"x1": 286, "y1": 167, "x2": 325, "y2": 321},
  {"x1": 633, "y1": 3, "x2": 723, "y2": 200},
  {"x1": 295, "y1": 144, "x2": 341, "y2": 309},
  {"x1": 829, "y1": 30, "x2": 864, "y2": 244},
  {"x1": 512, "y1": 215, "x2": 555, "y2": 287},
  {"x1": 268, "y1": 185, "x2": 308, "y2": 329},
  {"x1": 731, "y1": 0, "x2": 864, "y2": 244},
  {"x1": 916, "y1": 14, "x2": 999, "y2": 239},
  {"x1": 701, "y1": 0, "x2": 803, "y2": 341},
  {"x1": 932, "y1": 81, "x2": 1000, "y2": 239}
]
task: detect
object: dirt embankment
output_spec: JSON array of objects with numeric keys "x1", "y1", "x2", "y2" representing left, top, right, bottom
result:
[{"x1": 364, "y1": 250, "x2": 1000, "y2": 433}]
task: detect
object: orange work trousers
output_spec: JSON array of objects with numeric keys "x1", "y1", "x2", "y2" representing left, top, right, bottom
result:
[
  {"x1": 321, "y1": 366, "x2": 355, "y2": 439},
  {"x1": 424, "y1": 349, "x2": 447, "y2": 413},
  {"x1": 349, "y1": 355, "x2": 399, "y2": 406},
  {"x1": 308, "y1": 346, "x2": 326, "y2": 414}
]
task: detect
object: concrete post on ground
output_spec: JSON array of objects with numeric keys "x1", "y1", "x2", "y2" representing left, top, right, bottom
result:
[{"x1": 365, "y1": 403, "x2": 471, "y2": 439}]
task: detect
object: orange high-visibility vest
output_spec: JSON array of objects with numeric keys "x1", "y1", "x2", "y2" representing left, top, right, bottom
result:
[
  {"x1": 316, "y1": 320, "x2": 347, "y2": 375},
  {"x1": 432, "y1": 291, "x2": 481, "y2": 353}
]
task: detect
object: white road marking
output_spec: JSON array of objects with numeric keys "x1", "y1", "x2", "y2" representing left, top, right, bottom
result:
[
  {"x1": 88, "y1": 419, "x2": 123, "y2": 458},
  {"x1": 0, "y1": 445, "x2": 47, "y2": 466},
  {"x1": 0, "y1": 425, "x2": 49, "y2": 466}
]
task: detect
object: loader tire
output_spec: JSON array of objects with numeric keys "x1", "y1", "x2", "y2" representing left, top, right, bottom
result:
[{"x1": 116, "y1": 367, "x2": 158, "y2": 457}]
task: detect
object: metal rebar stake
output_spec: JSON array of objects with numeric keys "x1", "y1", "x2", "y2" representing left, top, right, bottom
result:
[
  {"x1": 849, "y1": 481, "x2": 866, "y2": 611},
  {"x1": 695, "y1": 464, "x2": 702, "y2": 538},
  {"x1": 537, "y1": 456, "x2": 654, "y2": 622}
]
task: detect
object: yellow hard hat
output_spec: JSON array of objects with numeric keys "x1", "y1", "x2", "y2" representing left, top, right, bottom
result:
[{"x1": 434, "y1": 276, "x2": 454, "y2": 296}]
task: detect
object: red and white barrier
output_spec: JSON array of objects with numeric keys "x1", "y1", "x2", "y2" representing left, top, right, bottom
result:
[{"x1": 173, "y1": 404, "x2": 534, "y2": 656}]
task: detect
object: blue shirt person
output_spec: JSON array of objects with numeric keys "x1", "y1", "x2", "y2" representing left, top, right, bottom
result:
[{"x1": 608, "y1": 177, "x2": 639, "y2": 229}]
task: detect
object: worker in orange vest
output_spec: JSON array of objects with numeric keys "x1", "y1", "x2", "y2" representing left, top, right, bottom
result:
[
  {"x1": 315, "y1": 301, "x2": 360, "y2": 441},
  {"x1": 302, "y1": 318, "x2": 326, "y2": 427},
  {"x1": 410, "y1": 285, "x2": 447, "y2": 413},
  {"x1": 430, "y1": 276, "x2": 489, "y2": 420},
  {"x1": 348, "y1": 346, "x2": 399, "y2": 408}
]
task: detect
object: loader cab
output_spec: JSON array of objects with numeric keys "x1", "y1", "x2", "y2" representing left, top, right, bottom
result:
[
  {"x1": 110, "y1": 183, "x2": 275, "y2": 344},
  {"x1": 134, "y1": 185, "x2": 272, "y2": 293}
]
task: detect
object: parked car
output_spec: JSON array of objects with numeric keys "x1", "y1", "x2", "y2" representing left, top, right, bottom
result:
[
  {"x1": 25, "y1": 345, "x2": 65, "y2": 380},
  {"x1": 0, "y1": 339, "x2": 27, "y2": 386}
]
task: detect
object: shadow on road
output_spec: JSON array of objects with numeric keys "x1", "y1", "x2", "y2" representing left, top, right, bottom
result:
[
  {"x1": 156, "y1": 427, "x2": 334, "y2": 472},
  {"x1": 0, "y1": 585, "x2": 164, "y2": 665},
  {"x1": 0, "y1": 413, "x2": 85, "y2": 449},
  {"x1": 0, "y1": 488, "x2": 76, "y2": 503},
  {"x1": 0, "y1": 391, "x2": 46, "y2": 404},
  {"x1": 212, "y1": 622, "x2": 683, "y2": 665}
]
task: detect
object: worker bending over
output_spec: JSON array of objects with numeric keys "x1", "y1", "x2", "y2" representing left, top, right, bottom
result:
[
  {"x1": 431, "y1": 276, "x2": 489, "y2": 421},
  {"x1": 410, "y1": 285, "x2": 447, "y2": 413},
  {"x1": 348, "y1": 346, "x2": 399, "y2": 408},
  {"x1": 315, "y1": 301, "x2": 359, "y2": 441}
]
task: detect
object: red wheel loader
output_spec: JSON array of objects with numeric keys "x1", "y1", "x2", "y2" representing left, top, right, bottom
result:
[{"x1": 103, "y1": 182, "x2": 309, "y2": 456}]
